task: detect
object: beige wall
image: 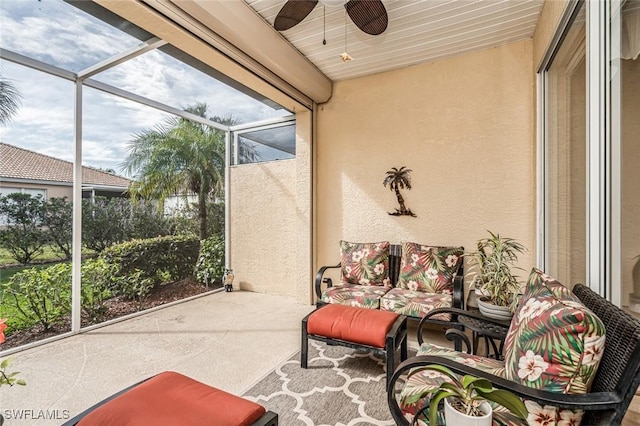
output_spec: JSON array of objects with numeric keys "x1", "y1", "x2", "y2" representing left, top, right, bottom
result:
[
  {"x1": 316, "y1": 40, "x2": 536, "y2": 294},
  {"x1": 533, "y1": 0, "x2": 570, "y2": 70},
  {"x1": 229, "y1": 110, "x2": 313, "y2": 304},
  {"x1": 0, "y1": 182, "x2": 72, "y2": 200}
]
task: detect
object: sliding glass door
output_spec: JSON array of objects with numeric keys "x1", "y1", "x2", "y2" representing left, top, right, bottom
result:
[{"x1": 541, "y1": 0, "x2": 640, "y2": 308}]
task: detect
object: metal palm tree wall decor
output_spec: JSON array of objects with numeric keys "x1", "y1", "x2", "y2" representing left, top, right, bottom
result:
[{"x1": 383, "y1": 166, "x2": 416, "y2": 217}]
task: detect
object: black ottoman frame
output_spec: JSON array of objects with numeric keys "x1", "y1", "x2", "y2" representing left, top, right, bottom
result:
[{"x1": 301, "y1": 306, "x2": 408, "y2": 387}]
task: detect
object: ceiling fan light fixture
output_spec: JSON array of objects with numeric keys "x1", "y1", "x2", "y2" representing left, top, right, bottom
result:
[{"x1": 340, "y1": 52, "x2": 353, "y2": 62}]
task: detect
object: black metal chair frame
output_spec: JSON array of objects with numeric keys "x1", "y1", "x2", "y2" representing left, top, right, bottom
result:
[
  {"x1": 315, "y1": 244, "x2": 465, "y2": 326},
  {"x1": 62, "y1": 374, "x2": 278, "y2": 426},
  {"x1": 387, "y1": 284, "x2": 640, "y2": 426},
  {"x1": 301, "y1": 304, "x2": 408, "y2": 388}
]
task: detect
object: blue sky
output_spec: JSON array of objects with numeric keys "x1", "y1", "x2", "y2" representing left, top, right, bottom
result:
[{"x1": 0, "y1": 0, "x2": 290, "y2": 174}]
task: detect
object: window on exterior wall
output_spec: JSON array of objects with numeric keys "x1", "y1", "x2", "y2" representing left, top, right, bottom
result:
[
  {"x1": 232, "y1": 120, "x2": 296, "y2": 164},
  {"x1": 543, "y1": 4, "x2": 587, "y2": 287}
]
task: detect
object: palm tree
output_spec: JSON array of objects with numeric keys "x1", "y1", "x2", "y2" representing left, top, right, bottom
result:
[
  {"x1": 122, "y1": 103, "x2": 249, "y2": 240},
  {"x1": 0, "y1": 74, "x2": 22, "y2": 126},
  {"x1": 383, "y1": 166, "x2": 416, "y2": 217}
]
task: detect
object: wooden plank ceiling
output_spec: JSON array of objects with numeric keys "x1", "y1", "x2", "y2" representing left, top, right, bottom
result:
[{"x1": 245, "y1": 0, "x2": 545, "y2": 81}]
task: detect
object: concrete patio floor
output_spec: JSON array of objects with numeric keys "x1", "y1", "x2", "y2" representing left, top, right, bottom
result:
[
  {"x1": 2, "y1": 290, "x2": 639, "y2": 426},
  {"x1": 1, "y1": 290, "x2": 314, "y2": 425}
]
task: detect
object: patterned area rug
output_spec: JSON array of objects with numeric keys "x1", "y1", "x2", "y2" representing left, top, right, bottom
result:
[{"x1": 243, "y1": 340, "x2": 406, "y2": 425}]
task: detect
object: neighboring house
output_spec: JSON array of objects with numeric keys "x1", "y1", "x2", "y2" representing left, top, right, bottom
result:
[{"x1": 0, "y1": 142, "x2": 132, "y2": 201}]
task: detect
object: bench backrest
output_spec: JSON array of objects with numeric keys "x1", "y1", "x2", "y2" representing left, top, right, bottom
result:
[
  {"x1": 389, "y1": 244, "x2": 402, "y2": 286},
  {"x1": 572, "y1": 283, "x2": 640, "y2": 425},
  {"x1": 387, "y1": 244, "x2": 465, "y2": 287}
]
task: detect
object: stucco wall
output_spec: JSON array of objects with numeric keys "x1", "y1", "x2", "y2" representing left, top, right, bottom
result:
[
  {"x1": 533, "y1": 0, "x2": 570, "y2": 69},
  {"x1": 316, "y1": 40, "x2": 536, "y2": 294},
  {"x1": 0, "y1": 182, "x2": 72, "y2": 200},
  {"x1": 228, "y1": 109, "x2": 312, "y2": 304},
  {"x1": 229, "y1": 160, "x2": 298, "y2": 297}
]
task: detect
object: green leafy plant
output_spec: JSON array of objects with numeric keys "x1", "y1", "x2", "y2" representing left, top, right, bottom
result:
[
  {"x1": 80, "y1": 258, "x2": 115, "y2": 322},
  {"x1": 42, "y1": 196, "x2": 73, "y2": 259},
  {"x1": 195, "y1": 235, "x2": 225, "y2": 287},
  {"x1": 468, "y1": 230, "x2": 527, "y2": 309},
  {"x1": 112, "y1": 269, "x2": 155, "y2": 302},
  {"x1": 2, "y1": 264, "x2": 71, "y2": 331},
  {"x1": 100, "y1": 235, "x2": 200, "y2": 289},
  {"x1": 0, "y1": 193, "x2": 47, "y2": 264},
  {"x1": 413, "y1": 365, "x2": 527, "y2": 425},
  {"x1": 0, "y1": 319, "x2": 26, "y2": 388},
  {"x1": 82, "y1": 197, "x2": 133, "y2": 252}
]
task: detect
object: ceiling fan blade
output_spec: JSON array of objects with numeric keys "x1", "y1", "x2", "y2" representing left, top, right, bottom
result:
[
  {"x1": 345, "y1": 0, "x2": 388, "y2": 35},
  {"x1": 274, "y1": 0, "x2": 319, "y2": 31}
]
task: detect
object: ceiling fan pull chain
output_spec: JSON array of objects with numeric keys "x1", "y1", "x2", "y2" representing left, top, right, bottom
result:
[{"x1": 323, "y1": 5, "x2": 327, "y2": 45}]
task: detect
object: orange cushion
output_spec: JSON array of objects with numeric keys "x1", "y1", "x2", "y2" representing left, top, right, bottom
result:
[
  {"x1": 307, "y1": 304, "x2": 399, "y2": 348},
  {"x1": 77, "y1": 371, "x2": 266, "y2": 426}
]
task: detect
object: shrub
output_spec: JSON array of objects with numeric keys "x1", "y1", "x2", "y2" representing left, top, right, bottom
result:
[
  {"x1": 0, "y1": 193, "x2": 47, "y2": 264},
  {"x1": 2, "y1": 263, "x2": 71, "y2": 331},
  {"x1": 172, "y1": 201, "x2": 224, "y2": 240},
  {"x1": 82, "y1": 197, "x2": 132, "y2": 252},
  {"x1": 112, "y1": 269, "x2": 155, "y2": 302},
  {"x1": 80, "y1": 258, "x2": 115, "y2": 322},
  {"x1": 43, "y1": 196, "x2": 72, "y2": 259},
  {"x1": 101, "y1": 235, "x2": 200, "y2": 295},
  {"x1": 195, "y1": 235, "x2": 225, "y2": 286},
  {"x1": 131, "y1": 201, "x2": 175, "y2": 239}
]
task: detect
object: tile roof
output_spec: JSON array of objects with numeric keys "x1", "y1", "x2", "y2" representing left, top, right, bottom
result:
[{"x1": 0, "y1": 142, "x2": 132, "y2": 188}]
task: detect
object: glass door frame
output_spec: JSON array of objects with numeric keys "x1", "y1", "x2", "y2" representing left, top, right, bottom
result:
[{"x1": 538, "y1": 0, "x2": 622, "y2": 304}]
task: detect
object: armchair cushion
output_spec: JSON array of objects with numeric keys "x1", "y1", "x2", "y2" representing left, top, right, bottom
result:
[
  {"x1": 503, "y1": 269, "x2": 606, "y2": 394},
  {"x1": 340, "y1": 240, "x2": 391, "y2": 286},
  {"x1": 380, "y1": 288, "x2": 452, "y2": 320},
  {"x1": 396, "y1": 242, "x2": 463, "y2": 293},
  {"x1": 321, "y1": 284, "x2": 390, "y2": 309}
]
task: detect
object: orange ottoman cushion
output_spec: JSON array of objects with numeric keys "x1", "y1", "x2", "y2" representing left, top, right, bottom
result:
[
  {"x1": 307, "y1": 304, "x2": 399, "y2": 348},
  {"x1": 77, "y1": 371, "x2": 266, "y2": 426}
]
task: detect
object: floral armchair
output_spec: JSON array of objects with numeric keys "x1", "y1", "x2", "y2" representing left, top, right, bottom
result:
[
  {"x1": 315, "y1": 240, "x2": 464, "y2": 324},
  {"x1": 388, "y1": 268, "x2": 640, "y2": 426}
]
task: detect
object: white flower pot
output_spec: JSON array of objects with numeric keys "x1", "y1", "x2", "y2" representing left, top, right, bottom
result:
[
  {"x1": 477, "y1": 297, "x2": 513, "y2": 321},
  {"x1": 444, "y1": 398, "x2": 492, "y2": 426}
]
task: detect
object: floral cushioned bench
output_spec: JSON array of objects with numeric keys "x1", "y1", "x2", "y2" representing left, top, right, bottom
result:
[
  {"x1": 315, "y1": 240, "x2": 464, "y2": 323},
  {"x1": 388, "y1": 268, "x2": 640, "y2": 425}
]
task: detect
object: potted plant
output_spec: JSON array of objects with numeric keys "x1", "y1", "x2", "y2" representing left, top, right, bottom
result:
[
  {"x1": 468, "y1": 231, "x2": 526, "y2": 320},
  {"x1": 415, "y1": 364, "x2": 527, "y2": 426}
]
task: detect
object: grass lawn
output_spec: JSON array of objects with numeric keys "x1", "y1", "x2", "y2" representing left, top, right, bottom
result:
[
  {"x1": 0, "y1": 245, "x2": 67, "y2": 267},
  {"x1": 1, "y1": 263, "x2": 67, "y2": 331},
  {"x1": 0, "y1": 263, "x2": 56, "y2": 286}
]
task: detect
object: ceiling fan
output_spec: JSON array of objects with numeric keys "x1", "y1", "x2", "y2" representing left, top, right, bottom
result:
[{"x1": 274, "y1": 0, "x2": 388, "y2": 36}]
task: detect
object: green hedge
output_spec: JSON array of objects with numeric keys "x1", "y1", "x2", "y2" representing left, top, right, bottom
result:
[
  {"x1": 195, "y1": 235, "x2": 225, "y2": 285},
  {"x1": 100, "y1": 235, "x2": 200, "y2": 289},
  {"x1": 2, "y1": 235, "x2": 201, "y2": 333}
]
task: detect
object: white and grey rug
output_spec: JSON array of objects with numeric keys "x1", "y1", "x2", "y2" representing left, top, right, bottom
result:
[{"x1": 242, "y1": 341, "x2": 405, "y2": 425}]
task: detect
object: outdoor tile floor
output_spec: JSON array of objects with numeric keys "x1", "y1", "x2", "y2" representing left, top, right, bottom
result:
[{"x1": 1, "y1": 291, "x2": 638, "y2": 425}]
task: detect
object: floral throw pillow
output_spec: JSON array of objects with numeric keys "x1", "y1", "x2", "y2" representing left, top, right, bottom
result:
[
  {"x1": 503, "y1": 268, "x2": 606, "y2": 395},
  {"x1": 340, "y1": 240, "x2": 390, "y2": 286},
  {"x1": 396, "y1": 242, "x2": 463, "y2": 293}
]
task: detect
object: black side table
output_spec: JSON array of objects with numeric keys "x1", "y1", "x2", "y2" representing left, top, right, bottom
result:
[{"x1": 463, "y1": 291, "x2": 511, "y2": 359}]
